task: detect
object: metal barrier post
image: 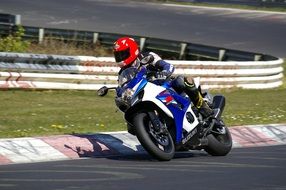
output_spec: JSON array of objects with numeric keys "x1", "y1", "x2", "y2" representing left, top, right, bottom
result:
[
  {"x1": 219, "y1": 49, "x2": 226, "y2": 61},
  {"x1": 179, "y1": 43, "x2": 187, "y2": 60},
  {"x1": 93, "y1": 32, "x2": 99, "y2": 44},
  {"x1": 255, "y1": 54, "x2": 262, "y2": 61},
  {"x1": 39, "y1": 28, "x2": 44, "y2": 43},
  {"x1": 15, "y1": 15, "x2": 21, "y2": 25},
  {"x1": 140, "y1": 37, "x2": 146, "y2": 51}
]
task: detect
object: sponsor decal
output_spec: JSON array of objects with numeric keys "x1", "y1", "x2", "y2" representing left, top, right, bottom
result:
[{"x1": 182, "y1": 128, "x2": 198, "y2": 144}]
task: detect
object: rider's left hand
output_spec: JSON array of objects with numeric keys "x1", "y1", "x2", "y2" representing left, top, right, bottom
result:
[{"x1": 156, "y1": 71, "x2": 168, "y2": 80}]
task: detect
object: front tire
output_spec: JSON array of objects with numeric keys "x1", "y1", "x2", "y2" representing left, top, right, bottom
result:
[{"x1": 133, "y1": 112, "x2": 175, "y2": 161}]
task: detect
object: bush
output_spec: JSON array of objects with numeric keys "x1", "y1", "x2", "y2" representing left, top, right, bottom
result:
[
  {"x1": 0, "y1": 25, "x2": 30, "y2": 52},
  {"x1": 27, "y1": 38, "x2": 112, "y2": 56}
]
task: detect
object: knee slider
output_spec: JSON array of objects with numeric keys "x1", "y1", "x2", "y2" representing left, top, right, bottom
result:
[{"x1": 184, "y1": 77, "x2": 195, "y2": 88}]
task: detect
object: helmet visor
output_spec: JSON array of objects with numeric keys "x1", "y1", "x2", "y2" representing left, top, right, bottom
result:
[{"x1": 114, "y1": 48, "x2": 130, "y2": 63}]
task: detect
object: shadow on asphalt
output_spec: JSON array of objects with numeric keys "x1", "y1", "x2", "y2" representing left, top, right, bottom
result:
[
  {"x1": 64, "y1": 134, "x2": 207, "y2": 161},
  {"x1": 65, "y1": 133, "x2": 209, "y2": 162}
]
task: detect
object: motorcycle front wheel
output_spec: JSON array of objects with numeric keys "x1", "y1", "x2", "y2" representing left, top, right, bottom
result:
[{"x1": 133, "y1": 112, "x2": 175, "y2": 161}]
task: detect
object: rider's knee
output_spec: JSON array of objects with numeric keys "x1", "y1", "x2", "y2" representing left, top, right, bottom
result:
[
  {"x1": 183, "y1": 77, "x2": 195, "y2": 88},
  {"x1": 183, "y1": 76, "x2": 200, "y2": 100}
]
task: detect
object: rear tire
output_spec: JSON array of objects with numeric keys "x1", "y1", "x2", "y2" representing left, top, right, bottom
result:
[
  {"x1": 205, "y1": 126, "x2": 232, "y2": 156},
  {"x1": 133, "y1": 112, "x2": 175, "y2": 161}
]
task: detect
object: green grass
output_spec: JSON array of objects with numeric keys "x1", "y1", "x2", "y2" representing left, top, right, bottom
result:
[
  {"x1": 0, "y1": 85, "x2": 285, "y2": 138},
  {"x1": 219, "y1": 88, "x2": 286, "y2": 126},
  {"x1": 0, "y1": 90, "x2": 126, "y2": 138}
]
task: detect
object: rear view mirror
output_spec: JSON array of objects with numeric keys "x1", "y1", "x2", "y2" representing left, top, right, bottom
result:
[{"x1": 97, "y1": 86, "x2": 109, "y2": 97}]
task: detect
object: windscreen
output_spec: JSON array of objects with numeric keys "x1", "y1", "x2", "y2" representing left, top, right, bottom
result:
[{"x1": 118, "y1": 67, "x2": 138, "y2": 87}]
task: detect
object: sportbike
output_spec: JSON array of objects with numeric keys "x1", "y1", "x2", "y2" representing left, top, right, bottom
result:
[{"x1": 98, "y1": 66, "x2": 232, "y2": 161}]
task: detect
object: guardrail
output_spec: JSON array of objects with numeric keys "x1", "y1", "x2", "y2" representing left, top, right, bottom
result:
[
  {"x1": 0, "y1": 14, "x2": 284, "y2": 90},
  {"x1": 0, "y1": 52, "x2": 283, "y2": 90}
]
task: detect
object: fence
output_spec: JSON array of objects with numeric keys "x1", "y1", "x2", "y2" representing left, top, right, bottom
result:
[{"x1": 0, "y1": 14, "x2": 284, "y2": 90}]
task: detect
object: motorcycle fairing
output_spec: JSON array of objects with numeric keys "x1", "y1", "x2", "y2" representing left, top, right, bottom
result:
[
  {"x1": 141, "y1": 82, "x2": 174, "y2": 118},
  {"x1": 119, "y1": 66, "x2": 199, "y2": 144},
  {"x1": 156, "y1": 89, "x2": 199, "y2": 143}
]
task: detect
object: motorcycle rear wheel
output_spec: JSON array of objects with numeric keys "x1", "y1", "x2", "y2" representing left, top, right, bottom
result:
[
  {"x1": 133, "y1": 112, "x2": 175, "y2": 161},
  {"x1": 205, "y1": 126, "x2": 232, "y2": 156}
]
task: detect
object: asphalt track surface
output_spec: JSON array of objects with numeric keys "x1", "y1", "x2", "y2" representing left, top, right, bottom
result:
[
  {"x1": 0, "y1": 0, "x2": 285, "y2": 57},
  {"x1": 0, "y1": 145, "x2": 286, "y2": 190}
]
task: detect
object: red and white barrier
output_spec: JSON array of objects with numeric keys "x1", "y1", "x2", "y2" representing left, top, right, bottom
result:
[{"x1": 0, "y1": 52, "x2": 284, "y2": 90}]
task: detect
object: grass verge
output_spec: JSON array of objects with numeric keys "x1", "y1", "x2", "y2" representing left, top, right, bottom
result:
[
  {"x1": 27, "y1": 39, "x2": 113, "y2": 56},
  {"x1": 0, "y1": 84, "x2": 285, "y2": 138},
  {"x1": 0, "y1": 90, "x2": 125, "y2": 138}
]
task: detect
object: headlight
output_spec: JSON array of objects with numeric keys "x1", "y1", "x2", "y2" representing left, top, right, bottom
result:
[
  {"x1": 122, "y1": 88, "x2": 135, "y2": 104},
  {"x1": 115, "y1": 97, "x2": 129, "y2": 112}
]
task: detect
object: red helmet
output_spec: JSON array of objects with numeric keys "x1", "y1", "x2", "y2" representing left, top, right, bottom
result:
[{"x1": 113, "y1": 37, "x2": 139, "y2": 68}]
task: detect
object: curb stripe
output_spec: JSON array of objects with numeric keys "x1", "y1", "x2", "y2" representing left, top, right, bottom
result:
[
  {"x1": 0, "y1": 124, "x2": 285, "y2": 165},
  {"x1": 0, "y1": 138, "x2": 68, "y2": 163},
  {"x1": 40, "y1": 135, "x2": 118, "y2": 158},
  {"x1": 230, "y1": 127, "x2": 278, "y2": 147},
  {"x1": 0, "y1": 155, "x2": 12, "y2": 165}
]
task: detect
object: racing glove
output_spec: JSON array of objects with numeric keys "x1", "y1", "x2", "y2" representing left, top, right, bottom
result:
[{"x1": 155, "y1": 71, "x2": 169, "y2": 80}]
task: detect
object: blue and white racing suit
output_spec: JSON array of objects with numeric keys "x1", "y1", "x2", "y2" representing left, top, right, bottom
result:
[{"x1": 117, "y1": 51, "x2": 211, "y2": 117}]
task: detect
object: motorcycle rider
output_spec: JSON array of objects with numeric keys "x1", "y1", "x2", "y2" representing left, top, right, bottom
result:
[{"x1": 113, "y1": 37, "x2": 213, "y2": 118}]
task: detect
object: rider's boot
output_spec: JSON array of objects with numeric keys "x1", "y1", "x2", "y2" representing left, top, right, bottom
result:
[
  {"x1": 196, "y1": 93, "x2": 214, "y2": 118},
  {"x1": 183, "y1": 77, "x2": 214, "y2": 118}
]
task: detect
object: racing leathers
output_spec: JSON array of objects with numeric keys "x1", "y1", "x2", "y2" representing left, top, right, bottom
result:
[{"x1": 117, "y1": 51, "x2": 213, "y2": 118}]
